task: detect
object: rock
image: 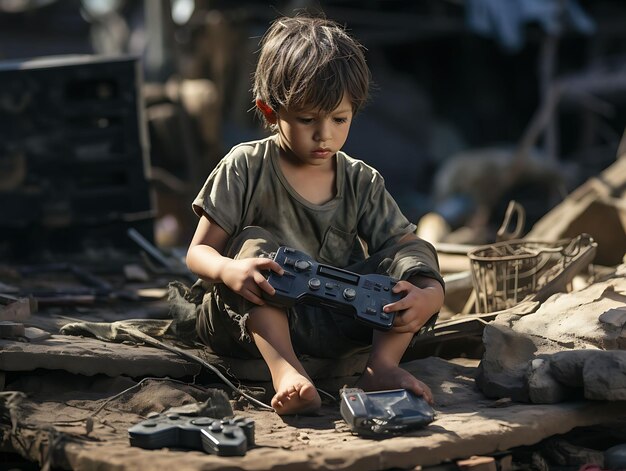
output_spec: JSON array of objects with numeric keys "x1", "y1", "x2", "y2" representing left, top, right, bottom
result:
[
  {"x1": 510, "y1": 280, "x2": 626, "y2": 351},
  {"x1": 475, "y1": 324, "x2": 537, "y2": 402},
  {"x1": 548, "y1": 350, "x2": 626, "y2": 401},
  {"x1": 527, "y1": 357, "x2": 569, "y2": 404},
  {"x1": 477, "y1": 268, "x2": 626, "y2": 404},
  {"x1": 549, "y1": 350, "x2": 594, "y2": 388},
  {"x1": 583, "y1": 350, "x2": 626, "y2": 400}
]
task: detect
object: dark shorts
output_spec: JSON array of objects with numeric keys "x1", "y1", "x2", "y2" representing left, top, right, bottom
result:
[{"x1": 178, "y1": 226, "x2": 443, "y2": 359}]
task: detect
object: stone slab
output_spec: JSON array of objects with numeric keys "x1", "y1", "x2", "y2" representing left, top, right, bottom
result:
[{"x1": 0, "y1": 334, "x2": 201, "y2": 378}]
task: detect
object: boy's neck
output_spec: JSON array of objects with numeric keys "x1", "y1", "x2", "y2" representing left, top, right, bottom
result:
[{"x1": 277, "y1": 148, "x2": 337, "y2": 205}]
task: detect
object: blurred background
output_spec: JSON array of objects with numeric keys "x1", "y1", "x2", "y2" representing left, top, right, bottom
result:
[{"x1": 0, "y1": 0, "x2": 625, "y2": 256}]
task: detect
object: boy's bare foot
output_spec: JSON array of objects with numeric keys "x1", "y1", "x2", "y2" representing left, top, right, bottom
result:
[
  {"x1": 271, "y1": 369, "x2": 321, "y2": 415},
  {"x1": 356, "y1": 364, "x2": 434, "y2": 405}
]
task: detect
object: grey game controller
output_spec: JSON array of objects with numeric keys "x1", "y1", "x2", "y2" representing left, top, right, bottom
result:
[
  {"x1": 263, "y1": 246, "x2": 402, "y2": 330},
  {"x1": 128, "y1": 413, "x2": 254, "y2": 456}
]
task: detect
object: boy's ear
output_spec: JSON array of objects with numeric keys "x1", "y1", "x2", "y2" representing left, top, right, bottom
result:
[{"x1": 256, "y1": 99, "x2": 277, "y2": 124}]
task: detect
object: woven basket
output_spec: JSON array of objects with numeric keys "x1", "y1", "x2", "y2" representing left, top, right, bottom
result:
[{"x1": 468, "y1": 234, "x2": 595, "y2": 313}]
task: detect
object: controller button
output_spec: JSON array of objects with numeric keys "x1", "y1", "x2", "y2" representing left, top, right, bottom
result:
[
  {"x1": 308, "y1": 278, "x2": 321, "y2": 290},
  {"x1": 365, "y1": 307, "x2": 377, "y2": 315},
  {"x1": 166, "y1": 414, "x2": 180, "y2": 420},
  {"x1": 284, "y1": 257, "x2": 295, "y2": 266},
  {"x1": 381, "y1": 313, "x2": 390, "y2": 320},
  {"x1": 295, "y1": 259, "x2": 312, "y2": 271},
  {"x1": 343, "y1": 288, "x2": 357, "y2": 301},
  {"x1": 191, "y1": 418, "x2": 213, "y2": 426},
  {"x1": 284, "y1": 247, "x2": 295, "y2": 253},
  {"x1": 325, "y1": 282, "x2": 335, "y2": 290},
  {"x1": 210, "y1": 423, "x2": 223, "y2": 432},
  {"x1": 143, "y1": 421, "x2": 158, "y2": 427},
  {"x1": 224, "y1": 429, "x2": 236, "y2": 438}
]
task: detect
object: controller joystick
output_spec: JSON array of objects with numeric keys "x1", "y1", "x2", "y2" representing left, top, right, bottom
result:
[{"x1": 294, "y1": 259, "x2": 312, "y2": 272}]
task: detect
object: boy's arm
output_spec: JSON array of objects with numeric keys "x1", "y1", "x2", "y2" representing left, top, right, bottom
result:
[
  {"x1": 384, "y1": 232, "x2": 445, "y2": 334},
  {"x1": 187, "y1": 214, "x2": 231, "y2": 282},
  {"x1": 186, "y1": 214, "x2": 283, "y2": 305}
]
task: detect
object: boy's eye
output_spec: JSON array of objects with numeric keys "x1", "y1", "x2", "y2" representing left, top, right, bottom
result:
[
  {"x1": 334, "y1": 117, "x2": 348, "y2": 124},
  {"x1": 297, "y1": 117, "x2": 314, "y2": 124}
]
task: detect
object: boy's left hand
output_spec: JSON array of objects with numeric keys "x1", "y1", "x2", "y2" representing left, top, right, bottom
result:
[{"x1": 383, "y1": 277, "x2": 444, "y2": 334}]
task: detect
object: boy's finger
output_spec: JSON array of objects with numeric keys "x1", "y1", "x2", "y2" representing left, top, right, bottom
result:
[
  {"x1": 421, "y1": 389, "x2": 433, "y2": 405},
  {"x1": 392, "y1": 280, "x2": 410, "y2": 293},
  {"x1": 389, "y1": 312, "x2": 406, "y2": 328},
  {"x1": 271, "y1": 260, "x2": 285, "y2": 274},
  {"x1": 383, "y1": 300, "x2": 406, "y2": 313},
  {"x1": 255, "y1": 273, "x2": 277, "y2": 295},
  {"x1": 257, "y1": 259, "x2": 284, "y2": 275},
  {"x1": 244, "y1": 288, "x2": 265, "y2": 306}
]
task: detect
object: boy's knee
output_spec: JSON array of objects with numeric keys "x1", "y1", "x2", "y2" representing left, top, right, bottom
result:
[{"x1": 227, "y1": 226, "x2": 280, "y2": 259}]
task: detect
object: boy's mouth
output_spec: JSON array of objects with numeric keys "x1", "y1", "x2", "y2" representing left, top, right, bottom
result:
[{"x1": 312, "y1": 148, "x2": 332, "y2": 157}]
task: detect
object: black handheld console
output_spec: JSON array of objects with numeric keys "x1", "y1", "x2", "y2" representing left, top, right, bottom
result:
[
  {"x1": 128, "y1": 413, "x2": 254, "y2": 456},
  {"x1": 263, "y1": 246, "x2": 401, "y2": 330},
  {"x1": 340, "y1": 388, "x2": 435, "y2": 437}
]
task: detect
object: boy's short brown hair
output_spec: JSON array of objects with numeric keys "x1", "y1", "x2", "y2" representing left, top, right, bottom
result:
[{"x1": 253, "y1": 15, "x2": 370, "y2": 120}]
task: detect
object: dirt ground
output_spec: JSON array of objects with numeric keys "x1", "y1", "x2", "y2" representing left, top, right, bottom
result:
[{"x1": 5, "y1": 351, "x2": 626, "y2": 471}]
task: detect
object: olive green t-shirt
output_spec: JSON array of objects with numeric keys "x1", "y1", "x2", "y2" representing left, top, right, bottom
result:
[{"x1": 193, "y1": 135, "x2": 417, "y2": 268}]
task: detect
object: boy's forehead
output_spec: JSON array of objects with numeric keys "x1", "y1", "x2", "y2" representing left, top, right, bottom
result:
[{"x1": 288, "y1": 94, "x2": 353, "y2": 114}]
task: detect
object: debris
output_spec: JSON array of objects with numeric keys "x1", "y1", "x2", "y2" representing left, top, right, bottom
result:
[
  {"x1": 605, "y1": 444, "x2": 626, "y2": 470},
  {"x1": 163, "y1": 389, "x2": 234, "y2": 419},
  {"x1": 0, "y1": 294, "x2": 33, "y2": 321},
  {"x1": 128, "y1": 228, "x2": 195, "y2": 282},
  {"x1": 527, "y1": 158, "x2": 626, "y2": 266},
  {"x1": 123, "y1": 263, "x2": 151, "y2": 282},
  {"x1": 23, "y1": 327, "x2": 51, "y2": 342},
  {"x1": 0, "y1": 321, "x2": 25, "y2": 339},
  {"x1": 456, "y1": 455, "x2": 496, "y2": 470},
  {"x1": 0, "y1": 281, "x2": 18, "y2": 293},
  {"x1": 541, "y1": 437, "x2": 604, "y2": 468}
]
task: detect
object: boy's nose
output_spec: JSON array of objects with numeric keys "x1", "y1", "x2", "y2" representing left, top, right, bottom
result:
[{"x1": 314, "y1": 122, "x2": 332, "y2": 142}]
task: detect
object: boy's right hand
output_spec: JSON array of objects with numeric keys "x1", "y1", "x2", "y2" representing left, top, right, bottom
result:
[{"x1": 221, "y1": 258, "x2": 284, "y2": 305}]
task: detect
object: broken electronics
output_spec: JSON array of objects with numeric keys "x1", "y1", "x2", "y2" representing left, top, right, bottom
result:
[{"x1": 340, "y1": 388, "x2": 435, "y2": 437}]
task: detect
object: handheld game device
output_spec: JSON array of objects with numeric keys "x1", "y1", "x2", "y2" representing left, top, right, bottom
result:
[
  {"x1": 128, "y1": 413, "x2": 255, "y2": 456},
  {"x1": 263, "y1": 246, "x2": 402, "y2": 330},
  {"x1": 340, "y1": 388, "x2": 435, "y2": 437}
]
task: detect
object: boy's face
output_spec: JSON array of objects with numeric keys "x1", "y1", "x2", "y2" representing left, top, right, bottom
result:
[{"x1": 274, "y1": 94, "x2": 353, "y2": 168}]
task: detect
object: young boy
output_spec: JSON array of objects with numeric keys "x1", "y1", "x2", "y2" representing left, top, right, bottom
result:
[{"x1": 185, "y1": 15, "x2": 445, "y2": 415}]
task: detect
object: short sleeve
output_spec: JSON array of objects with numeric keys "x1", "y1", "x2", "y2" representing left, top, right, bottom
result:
[
  {"x1": 192, "y1": 153, "x2": 247, "y2": 235},
  {"x1": 358, "y1": 172, "x2": 416, "y2": 253}
]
